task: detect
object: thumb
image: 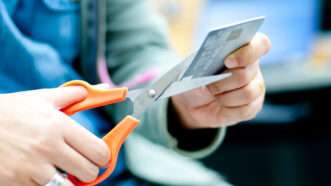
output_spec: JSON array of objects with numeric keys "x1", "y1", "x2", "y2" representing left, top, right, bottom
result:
[{"x1": 40, "y1": 86, "x2": 88, "y2": 109}]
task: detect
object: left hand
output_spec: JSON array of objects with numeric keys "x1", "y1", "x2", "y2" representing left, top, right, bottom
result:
[{"x1": 172, "y1": 33, "x2": 271, "y2": 129}]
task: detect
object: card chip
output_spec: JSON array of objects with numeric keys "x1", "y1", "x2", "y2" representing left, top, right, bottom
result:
[{"x1": 226, "y1": 28, "x2": 243, "y2": 41}]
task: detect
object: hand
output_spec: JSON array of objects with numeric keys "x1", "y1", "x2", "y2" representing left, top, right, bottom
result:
[
  {"x1": 0, "y1": 87, "x2": 110, "y2": 186},
  {"x1": 172, "y1": 33, "x2": 271, "y2": 129}
]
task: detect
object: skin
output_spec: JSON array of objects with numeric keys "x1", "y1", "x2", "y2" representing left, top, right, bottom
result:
[
  {"x1": 172, "y1": 33, "x2": 271, "y2": 129},
  {"x1": 0, "y1": 86, "x2": 110, "y2": 186},
  {"x1": 0, "y1": 33, "x2": 270, "y2": 185}
]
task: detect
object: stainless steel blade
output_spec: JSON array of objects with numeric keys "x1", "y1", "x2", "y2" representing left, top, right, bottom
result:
[
  {"x1": 128, "y1": 72, "x2": 231, "y2": 101},
  {"x1": 127, "y1": 52, "x2": 197, "y2": 100},
  {"x1": 158, "y1": 72, "x2": 231, "y2": 99},
  {"x1": 128, "y1": 52, "x2": 196, "y2": 117},
  {"x1": 127, "y1": 89, "x2": 143, "y2": 100},
  {"x1": 126, "y1": 16, "x2": 265, "y2": 117}
]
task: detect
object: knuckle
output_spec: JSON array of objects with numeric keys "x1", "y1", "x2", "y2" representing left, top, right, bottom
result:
[
  {"x1": 30, "y1": 134, "x2": 55, "y2": 156},
  {"x1": 234, "y1": 53, "x2": 245, "y2": 66},
  {"x1": 31, "y1": 142, "x2": 50, "y2": 157},
  {"x1": 236, "y1": 69, "x2": 251, "y2": 86},
  {"x1": 207, "y1": 83, "x2": 220, "y2": 95},
  {"x1": 50, "y1": 116, "x2": 66, "y2": 130},
  {"x1": 243, "y1": 86, "x2": 257, "y2": 102},
  {"x1": 30, "y1": 135, "x2": 62, "y2": 162},
  {"x1": 237, "y1": 45, "x2": 254, "y2": 65}
]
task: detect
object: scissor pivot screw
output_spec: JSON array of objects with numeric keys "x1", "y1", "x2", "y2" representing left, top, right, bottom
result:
[{"x1": 148, "y1": 89, "x2": 157, "y2": 98}]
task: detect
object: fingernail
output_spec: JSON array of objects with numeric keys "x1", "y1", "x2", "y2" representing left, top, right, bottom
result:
[{"x1": 225, "y1": 56, "x2": 238, "y2": 68}]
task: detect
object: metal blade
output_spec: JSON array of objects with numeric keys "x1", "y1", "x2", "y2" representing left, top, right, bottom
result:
[
  {"x1": 128, "y1": 72, "x2": 232, "y2": 101},
  {"x1": 126, "y1": 16, "x2": 264, "y2": 117},
  {"x1": 158, "y1": 72, "x2": 231, "y2": 99},
  {"x1": 127, "y1": 52, "x2": 197, "y2": 100},
  {"x1": 127, "y1": 89, "x2": 143, "y2": 100},
  {"x1": 128, "y1": 52, "x2": 196, "y2": 117}
]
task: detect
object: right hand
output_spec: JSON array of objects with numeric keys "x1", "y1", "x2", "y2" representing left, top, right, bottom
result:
[{"x1": 0, "y1": 86, "x2": 110, "y2": 186}]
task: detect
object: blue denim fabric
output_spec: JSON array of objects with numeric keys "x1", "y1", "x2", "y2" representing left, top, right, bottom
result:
[{"x1": 0, "y1": 0, "x2": 140, "y2": 185}]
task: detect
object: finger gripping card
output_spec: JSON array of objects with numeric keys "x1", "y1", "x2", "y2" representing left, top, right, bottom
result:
[{"x1": 182, "y1": 17, "x2": 265, "y2": 78}]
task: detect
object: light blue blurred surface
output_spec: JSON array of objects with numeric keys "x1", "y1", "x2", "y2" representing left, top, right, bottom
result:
[{"x1": 196, "y1": 0, "x2": 321, "y2": 64}]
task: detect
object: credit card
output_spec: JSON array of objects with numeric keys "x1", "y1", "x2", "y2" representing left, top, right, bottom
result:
[{"x1": 182, "y1": 16, "x2": 265, "y2": 78}]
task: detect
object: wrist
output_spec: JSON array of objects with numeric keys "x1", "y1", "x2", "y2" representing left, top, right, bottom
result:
[
  {"x1": 167, "y1": 98, "x2": 219, "y2": 151},
  {"x1": 170, "y1": 96, "x2": 196, "y2": 129}
]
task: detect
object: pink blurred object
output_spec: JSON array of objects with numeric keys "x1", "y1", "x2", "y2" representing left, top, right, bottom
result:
[{"x1": 97, "y1": 57, "x2": 159, "y2": 89}]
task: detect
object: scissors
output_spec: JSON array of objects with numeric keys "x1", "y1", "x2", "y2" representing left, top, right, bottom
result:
[
  {"x1": 60, "y1": 53, "x2": 230, "y2": 186},
  {"x1": 60, "y1": 16, "x2": 264, "y2": 186}
]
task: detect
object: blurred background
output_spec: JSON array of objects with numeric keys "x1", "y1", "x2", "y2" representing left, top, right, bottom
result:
[{"x1": 153, "y1": 0, "x2": 331, "y2": 186}]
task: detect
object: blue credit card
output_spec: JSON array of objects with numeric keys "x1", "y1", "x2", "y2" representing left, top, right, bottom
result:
[{"x1": 182, "y1": 17, "x2": 265, "y2": 78}]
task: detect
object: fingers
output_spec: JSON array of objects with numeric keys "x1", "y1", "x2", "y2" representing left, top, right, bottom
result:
[
  {"x1": 173, "y1": 86, "x2": 215, "y2": 108},
  {"x1": 224, "y1": 33, "x2": 271, "y2": 68},
  {"x1": 51, "y1": 142, "x2": 99, "y2": 183},
  {"x1": 38, "y1": 87, "x2": 88, "y2": 109},
  {"x1": 35, "y1": 113, "x2": 110, "y2": 183},
  {"x1": 61, "y1": 115, "x2": 110, "y2": 167},
  {"x1": 207, "y1": 62, "x2": 259, "y2": 95},
  {"x1": 31, "y1": 163, "x2": 57, "y2": 185},
  {"x1": 37, "y1": 83, "x2": 109, "y2": 109},
  {"x1": 215, "y1": 72, "x2": 265, "y2": 107},
  {"x1": 216, "y1": 93, "x2": 265, "y2": 127},
  {"x1": 28, "y1": 114, "x2": 107, "y2": 184},
  {"x1": 32, "y1": 164, "x2": 73, "y2": 186}
]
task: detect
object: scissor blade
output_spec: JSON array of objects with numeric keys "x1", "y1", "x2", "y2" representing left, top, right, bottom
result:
[
  {"x1": 127, "y1": 16, "x2": 264, "y2": 117},
  {"x1": 158, "y1": 72, "x2": 231, "y2": 99},
  {"x1": 127, "y1": 52, "x2": 196, "y2": 117},
  {"x1": 127, "y1": 52, "x2": 197, "y2": 99},
  {"x1": 128, "y1": 72, "x2": 231, "y2": 101},
  {"x1": 127, "y1": 89, "x2": 143, "y2": 99}
]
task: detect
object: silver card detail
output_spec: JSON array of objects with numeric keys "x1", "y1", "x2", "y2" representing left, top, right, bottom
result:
[{"x1": 182, "y1": 16, "x2": 265, "y2": 78}]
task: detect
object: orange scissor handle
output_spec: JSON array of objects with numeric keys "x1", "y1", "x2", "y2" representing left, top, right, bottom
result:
[
  {"x1": 60, "y1": 80, "x2": 140, "y2": 186},
  {"x1": 61, "y1": 80, "x2": 128, "y2": 115},
  {"x1": 68, "y1": 116, "x2": 139, "y2": 186}
]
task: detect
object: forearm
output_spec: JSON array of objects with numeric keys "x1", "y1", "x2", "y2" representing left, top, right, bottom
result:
[{"x1": 104, "y1": 0, "x2": 225, "y2": 157}]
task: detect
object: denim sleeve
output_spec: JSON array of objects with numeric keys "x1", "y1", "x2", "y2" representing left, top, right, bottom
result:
[
  {"x1": 0, "y1": 0, "x2": 80, "y2": 90},
  {"x1": 0, "y1": 0, "x2": 110, "y2": 135}
]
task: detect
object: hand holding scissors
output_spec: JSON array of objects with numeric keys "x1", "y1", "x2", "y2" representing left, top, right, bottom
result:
[
  {"x1": 61, "y1": 53, "x2": 231, "y2": 185},
  {"x1": 60, "y1": 17, "x2": 268, "y2": 186}
]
